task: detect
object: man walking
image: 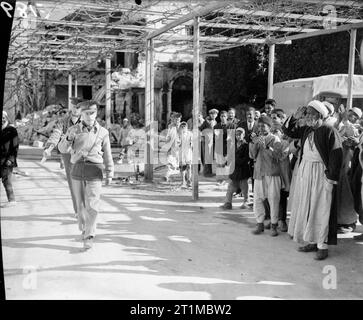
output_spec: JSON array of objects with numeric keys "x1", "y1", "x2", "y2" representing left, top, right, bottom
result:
[
  {"x1": 43, "y1": 97, "x2": 84, "y2": 215},
  {"x1": 1, "y1": 111, "x2": 19, "y2": 207},
  {"x1": 58, "y1": 100, "x2": 114, "y2": 249}
]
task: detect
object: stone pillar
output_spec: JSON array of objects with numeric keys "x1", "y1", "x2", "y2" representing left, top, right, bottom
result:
[
  {"x1": 158, "y1": 89, "x2": 164, "y2": 126},
  {"x1": 137, "y1": 92, "x2": 144, "y2": 118},
  {"x1": 167, "y1": 88, "x2": 172, "y2": 123},
  {"x1": 125, "y1": 89, "x2": 133, "y2": 119}
]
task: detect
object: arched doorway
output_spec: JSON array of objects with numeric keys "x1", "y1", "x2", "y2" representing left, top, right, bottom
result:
[
  {"x1": 168, "y1": 71, "x2": 193, "y2": 121},
  {"x1": 172, "y1": 76, "x2": 193, "y2": 120}
]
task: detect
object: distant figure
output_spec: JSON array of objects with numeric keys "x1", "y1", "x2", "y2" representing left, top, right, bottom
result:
[
  {"x1": 1, "y1": 111, "x2": 19, "y2": 207},
  {"x1": 264, "y1": 99, "x2": 276, "y2": 117},
  {"x1": 178, "y1": 121, "x2": 193, "y2": 188},
  {"x1": 117, "y1": 118, "x2": 134, "y2": 164}
]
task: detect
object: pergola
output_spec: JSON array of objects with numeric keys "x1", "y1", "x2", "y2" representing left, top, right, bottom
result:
[{"x1": 9, "y1": 0, "x2": 363, "y2": 199}]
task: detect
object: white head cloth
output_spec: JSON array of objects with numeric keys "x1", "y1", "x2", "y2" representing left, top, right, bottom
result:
[
  {"x1": 351, "y1": 107, "x2": 363, "y2": 119},
  {"x1": 307, "y1": 100, "x2": 328, "y2": 119}
]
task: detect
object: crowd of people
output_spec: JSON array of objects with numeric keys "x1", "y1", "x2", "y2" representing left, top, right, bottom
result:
[
  {"x1": 158, "y1": 98, "x2": 363, "y2": 260},
  {"x1": 1, "y1": 96, "x2": 363, "y2": 258}
]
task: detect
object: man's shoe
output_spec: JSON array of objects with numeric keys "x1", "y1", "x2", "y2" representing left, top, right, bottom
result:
[
  {"x1": 298, "y1": 244, "x2": 318, "y2": 252},
  {"x1": 278, "y1": 220, "x2": 288, "y2": 232},
  {"x1": 220, "y1": 203, "x2": 232, "y2": 210},
  {"x1": 264, "y1": 220, "x2": 271, "y2": 229},
  {"x1": 83, "y1": 236, "x2": 94, "y2": 250},
  {"x1": 252, "y1": 223, "x2": 264, "y2": 235},
  {"x1": 271, "y1": 223, "x2": 278, "y2": 237},
  {"x1": 314, "y1": 249, "x2": 328, "y2": 260},
  {"x1": 240, "y1": 202, "x2": 248, "y2": 209}
]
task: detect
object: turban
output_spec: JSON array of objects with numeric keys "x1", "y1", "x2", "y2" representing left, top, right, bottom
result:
[
  {"x1": 307, "y1": 100, "x2": 328, "y2": 119},
  {"x1": 351, "y1": 107, "x2": 362, "y2": 119},
  {"x1": 258, "y1": 115, "x2": 273, "y2": 127},
  {"x1": 322, "y1": 101, "x2": 335, "y2": 116}
]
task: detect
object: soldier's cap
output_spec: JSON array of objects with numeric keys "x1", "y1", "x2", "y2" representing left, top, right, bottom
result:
[
  {"x1": 209, "y1": 108, "x2": 219, "y2": 114},
  {"x1": 180, "y1": 121, "x2": 187, "y2": 126},
  {"x1": 70, "y1": 97, "x2": 86, "y2": 105},
  {"x1": 78, "y1": 100, "x2": 99, "y2": 112}
]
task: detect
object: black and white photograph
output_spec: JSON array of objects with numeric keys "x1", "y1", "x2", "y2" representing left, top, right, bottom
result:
[{"x1": 0, "y1": 0, "x2": 363, "y2": 304}]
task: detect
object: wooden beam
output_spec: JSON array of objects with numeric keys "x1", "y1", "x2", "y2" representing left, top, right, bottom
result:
[
  {"x1": 193, "y1": 22, "x2": 319, "y2": 33},
  {"x1": 27, "y1": 40, "x2": 130, "y2": 48},
  {"x1": 24, "y1": 19, "x2": 156, "y2": 31},
  {"x1": 105, "y1": 57, "x2": 112, "y2": 128},
  {"x1": 10, "y1": 48, "x2": 135, "y2": 54},
  {"x1": 156, "y1": 34, "x2": 291, "y2": 45},
  {"x1": 272, "y1": 21, "x2": 363, "y2": 43},
  {"x1": 199, "y1": 47, "x2": 206, "y2": 113},
  {"x1": 150, "y1": 38, "x2": 155, "y2": 175},
  {"x1": 74, "y1": 76, "x2": 78, "y2": 97},
  {"x1": 31, "y1": 30, "x2": 136, "y2": 41},
  {"x1": 192, "y1": 16, "x2": 200, "y2": 201},
  {"x1": 68, "y1": 73, "x2": 72, "y2": 109},
  {"x1": 147, "y1": 2, "x2": 226, "y2": 40},
  {"x1": 289, "y1": 0, "x2": 363, "y2": 7},
  {"x1": 347, "y1": 29, "x2": 357, "y2": 110},
  {"x1": 267, "y1": 44, "x2": 275, "y2": 99},
  {"x1": 144, "y1": 39, "x2": 153, "y2": 182},
  {"x1": 203, "y1": 39, "x2": 290, "y2": 54},
  {"x1": 223, "y1": 7, "x2": 363, "y2": 24}
]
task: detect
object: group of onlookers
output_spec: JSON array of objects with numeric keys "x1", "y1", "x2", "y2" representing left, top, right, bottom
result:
[{"x1": 161, "y1": 98, "x2": 363, "y2": 260}]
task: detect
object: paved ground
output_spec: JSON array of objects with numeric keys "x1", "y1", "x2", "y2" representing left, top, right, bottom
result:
[{"x1": 1, "y1": 152, "x2": 363, "y2": 300}]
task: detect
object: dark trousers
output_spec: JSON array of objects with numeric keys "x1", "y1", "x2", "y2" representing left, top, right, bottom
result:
[
  {"x1": 1, "y1": 166, "x2": 15, "y2": 202},
  {"x1": 263, "y1": 189, "x2": 289, "y2": 222}
]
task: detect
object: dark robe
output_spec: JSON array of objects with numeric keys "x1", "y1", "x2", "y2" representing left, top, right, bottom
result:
[
  {"x1": 229, "y1": 140, "x2": 251, "y2": 181},
  {"x1": 1, "y1": 125, "x2": 19, "y2": 168},
  {"x1": 283, "y1": 116, "x2": 343, "y2": 245}
]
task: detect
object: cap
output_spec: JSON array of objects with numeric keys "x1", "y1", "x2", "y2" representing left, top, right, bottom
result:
[
  {"x1": 70, "y1": 97, "x2": 86, "y2": 105},
  {"x1": 78, "y1": 100, "x2": 98, "y2": 112},
  {"x1": 180, "y1": 121, "x2": 187, "y2": 126},
  {"x1": 209, "y1": 108, "x2": 219, "y2": 114}
]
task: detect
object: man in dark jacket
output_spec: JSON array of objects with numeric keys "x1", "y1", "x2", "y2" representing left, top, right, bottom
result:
[
  {"x1": 1, "y1": 111, "x2": 19, "y2": 207},
  {"x1": 200, "y1": 109, "x2": 219, "y2": 177},
  {"x1": 220, "y1": 127, "x2": 251, "y2": 209}
]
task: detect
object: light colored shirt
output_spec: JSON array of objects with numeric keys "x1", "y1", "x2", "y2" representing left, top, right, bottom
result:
[{"x1": 58, "y1": 121, "x2": 114, "y2": 178}]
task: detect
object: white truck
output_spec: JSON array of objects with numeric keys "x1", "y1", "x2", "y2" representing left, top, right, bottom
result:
[{"x1": 273, "y1": 74, "x2": 363, "y2": 115}]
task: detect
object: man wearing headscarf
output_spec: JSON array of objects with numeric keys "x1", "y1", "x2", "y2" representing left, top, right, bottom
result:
[
  {"x1": 1, "y1": 111, "x2": 19, "y2": 207},
  {"x1": 283, "y1": 100, "x2": 343, "y2": 260}
]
